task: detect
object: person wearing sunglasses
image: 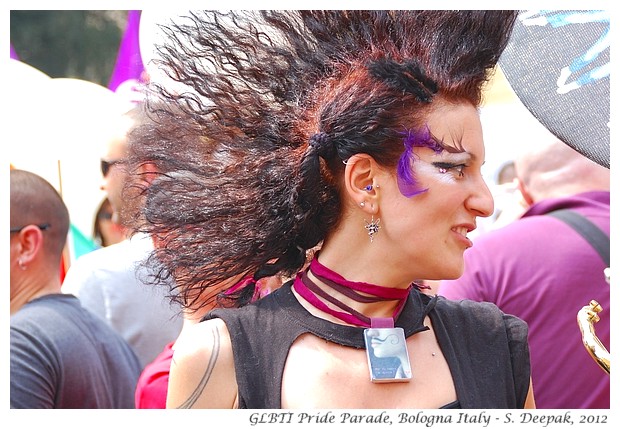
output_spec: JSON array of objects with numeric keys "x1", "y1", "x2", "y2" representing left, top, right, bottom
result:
[
  {"x1": 61, "y1": 107, "x2": 183, "y2": 370},
  {"x1": 10, "y1": 169, "x2": 142, "y2": 408},
  {"x1": 99, "y1": 113, "x2": 132, "y2": 225},
  {"x1": 93, "y1": 197, "x2": 126, "y2": 247}
]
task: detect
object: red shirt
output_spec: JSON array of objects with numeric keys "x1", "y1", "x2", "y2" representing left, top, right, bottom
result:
[{"x1": 135, "y1": 341, "x2": 174, "y2": 408}]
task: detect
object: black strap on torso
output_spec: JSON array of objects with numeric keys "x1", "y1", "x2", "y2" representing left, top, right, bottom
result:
[{"x1": 547, "y1": 209, "x2": 609, "y2": 266}]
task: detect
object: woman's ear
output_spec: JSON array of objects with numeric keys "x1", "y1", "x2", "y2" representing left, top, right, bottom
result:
[{"x1": 343, "y1": 154, "x2": 379, "y2": 214}]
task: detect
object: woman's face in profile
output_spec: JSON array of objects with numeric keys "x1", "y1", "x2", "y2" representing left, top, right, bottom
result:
[{"x1": 376, "y1": 102, "x2": 494, "y2": 282}]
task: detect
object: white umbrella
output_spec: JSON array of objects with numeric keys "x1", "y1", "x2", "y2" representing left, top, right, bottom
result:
[{"x1": 8, "y1": 62, "x2": 131, "y2": 241}]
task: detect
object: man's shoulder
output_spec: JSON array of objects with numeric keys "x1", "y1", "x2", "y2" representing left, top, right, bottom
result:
[
  {"x1": 472, "y1": 213, "x2": 559, "y2": 250},
  {"x1": 64, "y1": 236, "x2": 151, "y2": 277},
  {"x1": 11, "y1": 295, "x2": 80, "y2": 332}
]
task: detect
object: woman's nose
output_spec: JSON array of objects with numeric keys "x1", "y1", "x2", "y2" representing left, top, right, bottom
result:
[{"x1": 467, "y1": 177, "x2": 494, "y2": 218}]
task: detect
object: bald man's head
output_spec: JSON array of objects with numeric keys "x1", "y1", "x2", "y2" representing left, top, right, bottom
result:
[
  {"x1": 515, "y1": 136, "x2": 610, "y2": 203},
  {"x1": 10, "y1": 169, "x2": 70, "y2": 265}
]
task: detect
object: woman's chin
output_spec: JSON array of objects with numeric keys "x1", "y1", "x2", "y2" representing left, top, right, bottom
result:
[{"x1": 438, "y1": 264, "x2": 464, "y2": 281}]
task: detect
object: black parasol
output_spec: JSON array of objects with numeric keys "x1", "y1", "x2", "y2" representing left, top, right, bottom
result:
[{"x1": 499, "y1": 10, "x2": 610, "y2": 168}]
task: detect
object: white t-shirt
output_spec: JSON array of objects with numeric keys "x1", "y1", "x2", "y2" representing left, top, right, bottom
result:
[{"x1": 62, "y1": 233, "x2": 183, "y2": 368}]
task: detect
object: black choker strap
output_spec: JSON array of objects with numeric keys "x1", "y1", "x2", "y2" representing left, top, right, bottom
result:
[{"x1": 293, "y1": 258, "x2": 412, "y2": 328}]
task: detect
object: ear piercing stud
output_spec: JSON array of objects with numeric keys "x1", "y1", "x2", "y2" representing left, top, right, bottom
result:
[{"x1": 362, "y1": 184, "x2": 379, "y2": 192}]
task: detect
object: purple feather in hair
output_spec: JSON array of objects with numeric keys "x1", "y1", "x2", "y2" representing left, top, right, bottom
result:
[{"x1": 396, "y1": 127, "x2": 444, "y2": 197}]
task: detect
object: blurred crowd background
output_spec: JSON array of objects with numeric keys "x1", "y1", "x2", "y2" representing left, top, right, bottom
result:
[{"x1": 9, "y1": 9, "x2": 541, "y2": 269}]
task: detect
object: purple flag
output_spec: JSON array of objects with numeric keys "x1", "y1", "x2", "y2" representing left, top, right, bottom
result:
[
  {"x1": 10, "y1": 43, "x2": 19, "y2": 60},
  {"x1": 108, "y1": 10, "x2": 145, "y2": 92}
]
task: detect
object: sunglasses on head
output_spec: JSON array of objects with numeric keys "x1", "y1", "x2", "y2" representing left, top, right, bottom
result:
[{"x1": 100, "y1": 159, "x2": 123, "y2": 177}]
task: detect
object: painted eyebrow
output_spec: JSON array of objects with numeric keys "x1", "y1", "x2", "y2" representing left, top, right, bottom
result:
[
  {"x1": 431, "y1": 131, "x2": 482, "y2": 163},
  {"x1": 432, "y1": 140, "x2": 477, "y2": 163},
  {"x1": 429, "y1": 130, "x2": 467, "y2": 154},
  {"x1": 440, "y1": 142, "x2": 464, "y2": 154}
]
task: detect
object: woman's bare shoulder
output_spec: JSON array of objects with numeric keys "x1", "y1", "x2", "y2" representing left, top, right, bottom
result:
[{"x1": 167, "y1": 318, "x2": 238, "y2": 409}]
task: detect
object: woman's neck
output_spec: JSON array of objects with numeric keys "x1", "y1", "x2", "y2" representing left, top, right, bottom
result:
[
  {"x1": 316, "y1": 235, "x2": 414, "y2": 290},
  {"x1": 309, "y1": 273, "x2": 400, "y2": 319},
  {"x1": 292, "y1": 257, "x2": 412, "y2": 327}
]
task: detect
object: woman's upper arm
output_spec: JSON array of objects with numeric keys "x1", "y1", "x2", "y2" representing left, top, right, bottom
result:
[{"x1": 166, "y1": 318, "x2": 238, "y2": 409}]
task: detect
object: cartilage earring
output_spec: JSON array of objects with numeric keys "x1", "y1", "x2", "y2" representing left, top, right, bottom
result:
[
  {"x1": 363, "y1": 184, "x2": 373, "y2": 191},
  {"x1": 364, "y1": 216, "x2": 381, "y2": 243}
]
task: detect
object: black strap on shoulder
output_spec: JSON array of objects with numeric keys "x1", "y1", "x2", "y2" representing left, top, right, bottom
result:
[{"x1": 547, "y1": 209, "x2": 609, "y2": 266}]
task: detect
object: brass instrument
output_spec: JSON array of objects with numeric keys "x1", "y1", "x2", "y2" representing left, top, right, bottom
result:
[{"x1": 577, "y1": 299, "x2": 610, "y2": 375}]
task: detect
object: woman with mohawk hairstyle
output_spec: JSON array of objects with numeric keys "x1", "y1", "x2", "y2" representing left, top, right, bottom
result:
[{"x1": 125, "y1": 11, "x2": 535, "y2": 408}]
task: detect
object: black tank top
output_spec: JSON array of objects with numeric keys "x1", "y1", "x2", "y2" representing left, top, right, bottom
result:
[{"x1": 207, "y1": 281, "x2": 530, "y2": 409}]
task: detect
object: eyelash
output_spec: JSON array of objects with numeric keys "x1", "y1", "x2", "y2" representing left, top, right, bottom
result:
[{"x1": 433, "y1": 162, "x2": 467, "y2": 177}]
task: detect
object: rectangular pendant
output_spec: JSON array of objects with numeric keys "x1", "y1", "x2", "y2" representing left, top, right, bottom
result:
[{"x1": 363, "y1": 327, "x2": 412, "y2": 383}]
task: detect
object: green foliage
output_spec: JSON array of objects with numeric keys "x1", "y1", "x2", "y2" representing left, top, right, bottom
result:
[{"x1": 10, "y1": 10, "x2": 128, "y2": 87}]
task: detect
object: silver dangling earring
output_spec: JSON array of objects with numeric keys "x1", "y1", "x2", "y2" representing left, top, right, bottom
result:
[{"x1": 364, "y1": 216, "x2": 381, "y2": 243}]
